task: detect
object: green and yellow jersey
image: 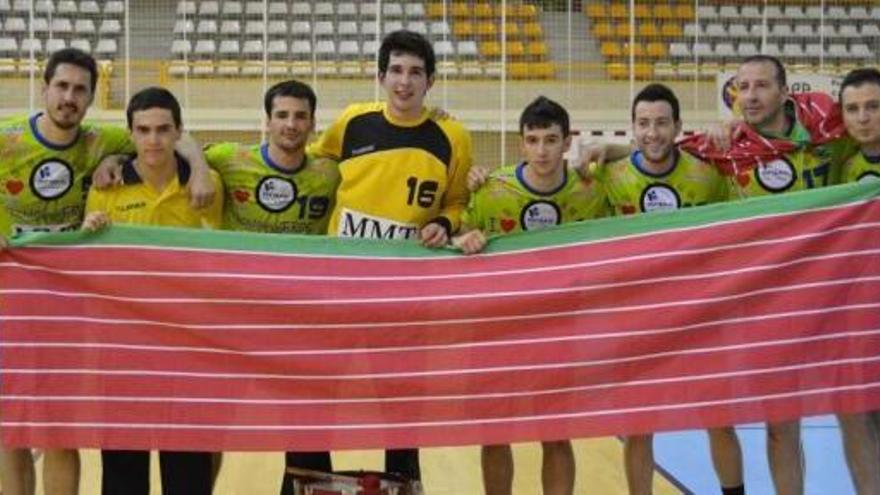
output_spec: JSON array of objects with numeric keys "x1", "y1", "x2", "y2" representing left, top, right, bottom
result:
[
  {"x1": 596, "y1": 149, "x2": 728, "y2": 215},
  {"x1": 311, "y1": 102, "x2": 472, "y2": 240},
  {"x1": 205, "y1": 142, "x2": 339, "y2": 234},
  {"x1": 728, "y1": 106, "x2": 857, "y2": 198},
  {"x1": 0, "y1": 113, "x2": 133, "y2": 236},
  {"x1": 85, "y1": 156, "x2": 223, "y2": 229},
  {"x1": 840, "y1": 150, "x2": 880, "y2": 184},
  {"x1": 462, "y1": 162, "x2": 609, "y2": 235}
]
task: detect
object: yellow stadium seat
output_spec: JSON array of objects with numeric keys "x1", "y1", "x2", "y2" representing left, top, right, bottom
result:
[
  {"x1": 592, "y1": 22, "x2": 613, "y2": 39},
  {"x1": 508, "y1": 62, "x2": 530, "y2": 79},
  {"x1": 635, "y1": 62, "x2": 654, "y2": 79},
  {"x1": 508, "y1": 62, "x2": 554, "y2": 79},
  {"x1": 526, "y1": 41, "x2": 548, "y2": 58},
  {"x1": 480, "y1": 41, "x2": 501, "y2": 58},
  {"x1": 585, "y1": 3, "x2": 607, "y2": 19},
  {"x1": 606, "y1": 62, "x2": 627, "y2": 79},
  {"x1": 614, "y1": 23, "x2": 631, "y2": 38},
  {"x1": 505, "y1": 22, "x2": 521, "y2": 38},
  {"x1": 474, "y1": 3, "x2": 493, "y2": 18},
  {"x1": 674, "y1": 4, "x2": 694, "y2": 20},
  {"x1": 523, "y1": 22, "x2": 543, "y2": 38},
  {"x1": 634, "y1": 4, "x2": 651, "y2": 18},
  {"x1": 638, "y1": 24, "x2": 659, "y2": 38},
  {"x1": 600, "y1": 42, "x2": 623, "y2": 58},
  {"x1": 607, "y1": 62, "x2": 653, "y2": 80},
  {"x1": 453, "y1": 21, "x2": 474, "y2": 38},
  {"x1": 609, "y1": 3, "x2": 628, "y2": 19},
  {"x1": 426, "y1": 3, "x2": 445, "y2": 19},
  {"x1": 518, "y1": 4, "x2": 538, "y2": 20},
  {"x1": 660, "y1": 22, "x2": 683, "y2": 38},
  {"x1": 533, "y1": 62, "x2": 555, "y2": 79},
  {"x1": 506, "y1": 41, "x2": 526, "y2": 58},
  {"x1": 450, "y1": 3, "x2": 470, "y2": 18},
  {"x1": 622, "y1": 43, "x2": 646, "y2": 57},
  {"x1": 646, "y1": 42, "x2": 667, "y2": 58},
  {"x1": 653, "y1": 4, "x2": 674, "y2": 19},
  {"x1": 475, "y1": 21, "x2": 497, "y2": 38}
]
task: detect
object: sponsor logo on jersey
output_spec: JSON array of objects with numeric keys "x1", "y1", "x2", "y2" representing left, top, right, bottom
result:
[
  {"x1": 857, "y1": 171, "x2": 880, "y2": 183},
  {"x1": 13, "y1": 222, "x2": 78, "y2": 235},
  {"x1": 351, "y1": 144, "x2": 376, "y2": 156},
  {"x1": 520, "y1": 200, "x2": 561, "y2": 231},
  {"x1": 640, "y1": 184, "x2": 681, "y2": 212},
  {"x1": 115, "y1": 201, "x2": 147, "y2": 213},
  {"x1": 755, "y1": 158, "x2": 796, "y2": 192},
  {"x1": 256, "y1": 176, "x2": 297, "y2": 212},
  {"x1": 338, "y1": 208, "x2": 419, "y2": 240},
  {"x1": 30, "y1": 159, "x2": 73, "y2": 200}
]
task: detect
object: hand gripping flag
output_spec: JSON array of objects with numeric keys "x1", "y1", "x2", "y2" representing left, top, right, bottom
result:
[
  {"x1": 678, "y1": 91, "x2": 847, "y2": 175},
  {"x1": 2, "y1": 182, "x2": 880, "y2": 452}
]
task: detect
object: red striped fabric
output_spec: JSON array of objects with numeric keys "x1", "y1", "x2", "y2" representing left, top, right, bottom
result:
[{"x1": 2, "y1": 199, "x2": 880, "y2": 451}]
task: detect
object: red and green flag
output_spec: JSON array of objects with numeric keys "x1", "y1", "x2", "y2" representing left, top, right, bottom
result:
[{"x1": 2, "y1": 182, "x2": 880, "y2": 451}]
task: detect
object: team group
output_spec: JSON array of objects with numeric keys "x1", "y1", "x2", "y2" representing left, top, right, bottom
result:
[{"x1": 1, "y1": 27, "x2": 879, "y2": 495}]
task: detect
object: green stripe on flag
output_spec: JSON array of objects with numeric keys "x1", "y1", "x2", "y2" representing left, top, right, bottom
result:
[{"x1": 11, "y1": 181, "x2": 880, "y2": 258}]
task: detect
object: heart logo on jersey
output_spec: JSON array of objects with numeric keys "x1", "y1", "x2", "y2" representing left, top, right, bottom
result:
[
  {"x1": 736, "y1": 173, "x2": 750, "y2": 187},
  {"x1": 5, "y1": 179, "x2": 23, "y2": 195},
  {"x1": 621, "y1": 205, "x2": 637, "y2": 215},
  {"x1": 500, "y1": 218, "x2": 516, "y2": 232},
  {"x1": 233, "y1": 190, "x2": 250, "y2": 202}
]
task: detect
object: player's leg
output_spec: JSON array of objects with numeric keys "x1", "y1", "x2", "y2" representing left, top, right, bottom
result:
[
  {"x1": 541, "y1": 440, "x2": 574, "y2": 495},
  {"x1": 0, "y1": 448, "x2": 35, "y2": 495},
  {"x1": 211, "y1": 452, "x2": 222, "y2": 488},
  {"x1": 159, "y1": 451, "x2": 213, "y2": 495},
  {"x1": 279, "y1": 451, "x2": 332, "y2": 495},
  {"x1": 42, "y1": 448, "x2": 80, "y2": 495},
  {"x1": 707, "y1": 426, "x2": 744, "y2": 494},
  {"x1": 766, "y1": 420, "x2": 803, "y2": 495},
  {"x1": 623, "y1": 434, "x2": 654, "y2": 495},
  {"x1": 481, "y1": 444, "x2": 513, "y2": 495},
  {"x1": 101, "y1": 450, "x2": 149, "y2": 495},
  {"x1": 385, "y1": 448, "x2": 420, "y2": 480},
  {"x1": 838, "y1": 412, "x2": 880, "y2": 495}
]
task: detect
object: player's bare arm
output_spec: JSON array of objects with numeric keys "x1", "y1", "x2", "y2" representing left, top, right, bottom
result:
[{"x1": 176, "y1": 133, "x2": 216, "y2": 209}]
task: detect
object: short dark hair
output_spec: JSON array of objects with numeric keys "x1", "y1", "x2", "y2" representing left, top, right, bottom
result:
[
  {"x1": 839, "y1": 67, "x2": 880, "y2": 103},
  {"x1": 519, "y1": 96, "x2": 570, "y2": 137},
  {"x1": 378, "y1": 29, "x2": 435, "y2": 78},
  {"x1": 264, "y1": 79, "x2": 317, "y2": 118},
  {"x1": 631, "y1": 83, "x2": 681, "y2": 122},
  {"x1": 126, "y1": 87, "x2": 182, "y2": 129},
  {"x1": 740, "y1": 55, "x2": 787, "y2": 88},
  {"x1": 44, "y1": 47, "x2": 98, "y2": 94}
]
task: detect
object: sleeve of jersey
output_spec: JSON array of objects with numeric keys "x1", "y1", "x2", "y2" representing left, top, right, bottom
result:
[
  {"x1": 310, "y1": 105, "x2": 357, "y2": 160},
  {"x1": 827, "y1": 137, "x2": 859, "y2": 185},
  {"x1": 460, "y1": 188, "x2": 486, "y2": 232},
  {"x1": 203, "y1": 142, "x2": 236, "y2": 174},
  {"x1": 437, "y1": 123, "x2": 474, "y2": 234},
  {"x1": 200, "y1": 171, "x2": 225, "y2": 229},
  {"x1": 84, "y1": 187, "x2": 109, "y2": 216},
  {"x1": 100, "y1": 124, "x2": 136, "y2": 156},
  {"x1": 83, "y1": 125, "x2": 134, "y2": 174}
]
